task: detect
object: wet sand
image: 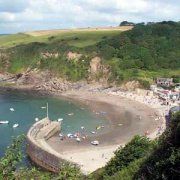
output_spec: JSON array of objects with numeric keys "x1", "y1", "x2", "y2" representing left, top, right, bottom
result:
[{"x1": 47, "y1": 90, "x2": 165, "y2": 174}]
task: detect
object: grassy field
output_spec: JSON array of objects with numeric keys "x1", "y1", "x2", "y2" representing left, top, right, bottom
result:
[{"x1": 0, "y1": 27, "x2": 132, "y2": 48}]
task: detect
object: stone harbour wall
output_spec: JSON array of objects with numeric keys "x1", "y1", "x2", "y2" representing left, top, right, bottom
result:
[
  {"x1": 26, "y1": 118, "x2": 66, "y2": 173},
  {"x1": 26, "y1": 138, "x2": 63, "y2": 173}
]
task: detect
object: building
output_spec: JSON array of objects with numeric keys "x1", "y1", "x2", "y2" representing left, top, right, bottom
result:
[
  {"x1": 175, "y1": 83, "x2": 180, "y2": 92},
  {"x1": 156, "y1": 78, "x2": 173, "y2": 87}
]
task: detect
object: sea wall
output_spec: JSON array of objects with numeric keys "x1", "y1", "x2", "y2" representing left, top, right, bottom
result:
[
  {"x1": 26, "y1": 138, "x2": 62, "y2": 173},
  {"x1": 26, "y1": 118, "x2": 66, "y2": 173}
]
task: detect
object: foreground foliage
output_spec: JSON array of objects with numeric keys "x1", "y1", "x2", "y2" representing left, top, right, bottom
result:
[
  {"x1": 90, "y1": 112, "x2": 180, "y2": 180},
  {"x1": 104, "y1": 136, "x2": 153, "y2": 176},
  {"x1": 0, "y1": 135, "x2": 25, "y2": 179},
  {"x1": 135, "y1": 112, "x2": 180, "y2": 179},
  {"x1": 0, "y1": 136, "x2": 83, "y2": 180}
]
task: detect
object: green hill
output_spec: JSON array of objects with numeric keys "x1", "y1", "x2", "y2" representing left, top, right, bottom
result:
[{"x1": 0, "y1": 22, "x2": 180, "y2": 86}]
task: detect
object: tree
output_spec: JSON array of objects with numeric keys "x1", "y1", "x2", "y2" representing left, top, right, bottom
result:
[
  {"x1": 120, "y1": 21, "x2": 135, "y2": 26},
  {"x1": 0, "y1": 135, "x2": 25, "y2": 179},
  {"x1": 135, "y1": 112, "x2": 180, "y2": 179},
  {"x1": 104, "y1": 135, "x2": 153, "y2": 176}
]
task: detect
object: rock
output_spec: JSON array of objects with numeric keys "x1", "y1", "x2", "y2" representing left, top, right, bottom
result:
[
  {"x1": 120, "y1": 81, "x2": 140, "y2": 91},
  {"x1": 40, "y1": 52, "x2": 59, "y2": 59},
  {"x1": 88, "y1": 57, "x2": 110, "y2": 85},
  {"x1": 67, "y1": 51, "x2": 82, "y2": 61},
  {"x1": 89, "y1": 57, "x2": 102, "y2": 75}
]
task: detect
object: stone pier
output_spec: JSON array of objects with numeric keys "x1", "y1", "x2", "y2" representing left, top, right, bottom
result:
[{"x1": 26, "y1": 117, "x2": 66, "y2": 173}]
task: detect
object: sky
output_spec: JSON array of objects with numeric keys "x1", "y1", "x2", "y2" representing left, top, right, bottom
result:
[{"x1": 0, "y1": 0, "x2": 180, "y2": 34}]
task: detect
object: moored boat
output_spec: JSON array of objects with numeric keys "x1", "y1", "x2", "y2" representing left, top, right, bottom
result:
[
  {"x1": 0, "y1": 121, "x2": 9, "y2": 124},
  {"x1": 91, "y1": 140, "x2": 99, "y2": 145},
  {"x1": 13, "y1": 123, "x2": 19, "y2": 128}
]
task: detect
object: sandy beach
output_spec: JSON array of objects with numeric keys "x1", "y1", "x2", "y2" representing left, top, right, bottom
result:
[{"x1": 46, "y1": 89, "x2": 167, "y2": 174}]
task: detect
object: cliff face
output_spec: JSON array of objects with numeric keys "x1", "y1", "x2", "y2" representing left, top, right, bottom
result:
[
  {"x1": 67, "y1": 51, "x2": 82, "y2": 61},
  {"x1": 88, "y1": 56, "x2": 110, "y2": 85},
  {"x1": 89, "y1": 57, "x2": 101, "y2": 75},
  {"x1": 15, "y1": 69, "x2": 72, "y2": 92}
]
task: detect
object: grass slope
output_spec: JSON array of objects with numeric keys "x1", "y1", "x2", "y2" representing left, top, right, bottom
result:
[{"x1": 0, "y1": 29, "x2": 125, "y2": 48}]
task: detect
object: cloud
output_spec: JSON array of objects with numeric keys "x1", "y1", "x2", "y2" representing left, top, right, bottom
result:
[
  {"x1": 0, "y1": 12, "x2": 15, "y2": 22},
  {"x1": 0, "y1": 0, "x2": 28, "y2": 13},
  {"x1": 0, "y1": 0, "x2": 179, "y2": 33}
]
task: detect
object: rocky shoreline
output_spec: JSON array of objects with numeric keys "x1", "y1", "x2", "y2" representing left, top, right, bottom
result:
[{"x1": 0, "y1": 67, "x2": 143, "y2": 95}]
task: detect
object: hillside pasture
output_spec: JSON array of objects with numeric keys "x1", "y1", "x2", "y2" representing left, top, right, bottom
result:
[{"x1": 0, "y1": 26, "x2": 133, "y2": 48}]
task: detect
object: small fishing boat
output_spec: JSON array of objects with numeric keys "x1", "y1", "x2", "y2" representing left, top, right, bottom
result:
[
  {"x1": 91, "y1": 140, "x2": 99, "y2": 145},
  {"x1": 91, "y1": 131, "x2": 96, "y2": 134},
  {"x1": 68, "y1": 113, "x2": 74, "y2": 116},
  {"x1": 118, "y1": 123, "x2": 123, "y2": 126},
  {"x1": 67, "y1": 133, "x2": 74, "y2": 138},
  {"x1": 10, "y1": 108, "x2": 15, "y2": 112},
  {"x1": 59, "y1": 133, "x2": 64, "y2": 137},
  {"x1": 58, "y1": 118, "x2": 63, "y2": 122},
  {"x1": 41, "y1": 107, "x2": 46, "y2": 109},
  {"x1": 81, "y1": 126, "x2": 85, "y2": 130},
  {"x1": 0, "y1": 121, "x2": 9, "y2": 124},
  {"x1": 96, "y1": 126, "x2": 101, "y2": 130},
  {"x1": 59, "y1": 133, "x2": 64, "y2": 140},
  {"x1": 76, "y1": 137, "x2": 81, "y2": 142},
  {"x1": 35, "y1": 117, "x2": 39, "y2": 122},
  {"x1": 13, "y1": 124, "x2": 19, "y2": 128}
]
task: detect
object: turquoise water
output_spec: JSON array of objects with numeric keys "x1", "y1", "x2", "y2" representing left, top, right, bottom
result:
[{"x1": 0, "y1": 90, "x2": 107, "y2": 157}]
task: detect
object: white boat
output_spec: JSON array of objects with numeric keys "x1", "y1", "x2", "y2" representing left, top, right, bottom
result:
[
  {"x1": 58, "y1": 118, "x2": 63, "y2": 122},
  {"x1": 76, "y1": 137, "x2": 81, "y2": 142},
  {"x1": 68, "y1": 113, "x2": 74, "y2": 116},
  {"x1": 0, "y1": 121, "x2": 9, "y2": 124},
  {"x1": 81, "y1": 126, "x2": 85, "y2": 130},
  {"x1": 91, "y1": 131, "x2": 96, "y2": 134},
  {"x1": 59, "y1": 133, "x2": 64, "y2": 137},
  {"x1": 118, "y1": 123, "x2": 123, "y2": 126},
  {"x1": 41, "y1": 107, "x2": 46, "y2": 109},
  {"x1": 10, "y1": 108, "x2": 15, "y2": 112},
  {"x1": 13, "y1": 124, "x2": 19, "y2": 128},
  {"x1": 91, "y1": 140, "x2": 99, "y2": 145},
  {"x1": 67, "y1": 133, "x2": 74, "y2": 138},
  {"x1": 35, "y1": 117, "x2": 39, "y2": 122}
]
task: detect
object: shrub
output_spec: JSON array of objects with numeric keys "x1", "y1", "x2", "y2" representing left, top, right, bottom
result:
[
  {"x1": 135, "y1": 112, "x2": 180, "y2": 179},
  {"x1": 104, "y1": 136, "x2": 153, "y2": 176}
]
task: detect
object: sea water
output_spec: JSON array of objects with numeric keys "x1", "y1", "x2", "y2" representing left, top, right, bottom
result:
[{"x1": 0, "y1": 90, "x2": 108, "y2": 157}]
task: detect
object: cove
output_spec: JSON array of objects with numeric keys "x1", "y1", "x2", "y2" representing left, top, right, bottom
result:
[{"x1": 0, "y1": 90, "x2": 108, "y2": 157}]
